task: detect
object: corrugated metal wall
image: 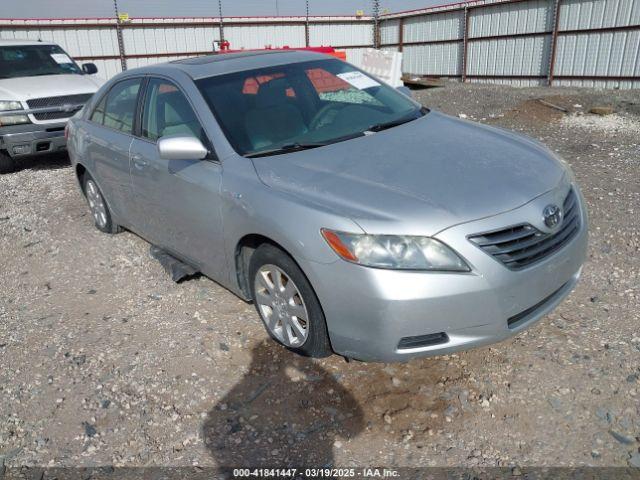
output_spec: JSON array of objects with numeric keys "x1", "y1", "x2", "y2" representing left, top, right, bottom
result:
[
  {"x1": 553, "y1": 0, "x2": 640, "y2": 87},
  {"x1": 1, "y1": 1, "x2": 638, "y2": 89},
  {"x1": 401, "y1": 11, "x2": 465, "y2": 76},
  {"x1": 0, "y1": 16, "x2": 373, "y2": 80},
  {"x1": 380, "y1": 0, "x2": 640, "y2": 88}
]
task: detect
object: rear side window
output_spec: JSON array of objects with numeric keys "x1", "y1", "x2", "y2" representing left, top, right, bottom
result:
[
  {"x1": 90, "y1": 78, "x2": 141, "y2": 134},
  {"x1": 89, "y1": 95, "x2": 107, "y2": 125},
  {"x1": 141, "y1": 78, "x2": 206, "y2": 142}
]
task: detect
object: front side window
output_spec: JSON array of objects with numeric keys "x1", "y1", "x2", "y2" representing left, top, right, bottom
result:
[
  {"x1": 93, "y1": 78, "x2": 141, "y2": 134},
  {"x1": 141, "y1": 79, "x2": 206, "y2": 142},
  {"x1": 0, "y1": 44, "x2": 82, "y2": 79},
  {"x1": 196, "y1": 58, "x2": 423, "y2": 157}
]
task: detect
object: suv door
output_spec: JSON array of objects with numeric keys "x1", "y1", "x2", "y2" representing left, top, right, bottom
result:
[
  {"x1": 129, "y1": 77, "x2": 225, "y2": 274},
  {"x1": 84, "y1": 77, "x2": 142, "y2": 225}
]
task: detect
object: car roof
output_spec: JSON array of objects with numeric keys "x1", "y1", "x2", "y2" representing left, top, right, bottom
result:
[
  {"x1": 122, "y1": 49, "x2": 333, "y2": 81},
  {"x1": 0, "y1": 38, "x2": 57, "y2": 47}
]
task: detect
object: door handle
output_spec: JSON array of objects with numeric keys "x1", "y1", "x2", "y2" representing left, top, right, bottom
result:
[{"x1": 132, "y1": 154, "x2": 148, "y2": 169}]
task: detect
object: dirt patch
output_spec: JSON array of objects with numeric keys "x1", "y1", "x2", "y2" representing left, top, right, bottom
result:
[{"x1": 498, "y1": 98, "x2": 566, "y2": 126}]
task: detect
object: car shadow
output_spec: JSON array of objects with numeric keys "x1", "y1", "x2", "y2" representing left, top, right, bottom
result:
[
  {"x1": 202, "y1": 340, "x2": 365, "y2": 474},
  {"x1": 13, "y1": 152, "x2": 70, "y2": 172}
]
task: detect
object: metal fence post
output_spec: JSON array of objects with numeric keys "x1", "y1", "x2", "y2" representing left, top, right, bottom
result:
[
  {"x1": 372, "y1": 0, "x2": 380, "y2": 48},
  {"x1": 305, "y1": 0, "x2": 310, "y2": 47},
  {"x1": 218, "y1": 0, "x2": 225, "y2": 45},
  {"x1": 461, "y1": 6, "x2": 469, "y2": 82},
  {"x1": 548, "y1": 0, "x2": 562, "y2": 86},
  {"x1": 113, "y1": 0, "x2": 127, "y2": 71},
  {"x1": 398, "y1": 17, "x2": 404, "y2": 52}
]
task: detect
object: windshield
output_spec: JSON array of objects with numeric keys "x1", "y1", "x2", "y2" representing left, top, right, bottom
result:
[
  {"x1": 196, "y1": 58, "x2": 424, "y2": 157},
  {"x1": 0, "y1": 44, "x2": 82, "y2": 79}
]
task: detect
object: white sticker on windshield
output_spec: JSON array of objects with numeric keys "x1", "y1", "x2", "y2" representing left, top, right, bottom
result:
[
  {"x1": 337, "y1": 71, "x2": 381, "y2": 90},
  {"x1": 50, "y1": 53, "x2": 72, "y2": 64}
]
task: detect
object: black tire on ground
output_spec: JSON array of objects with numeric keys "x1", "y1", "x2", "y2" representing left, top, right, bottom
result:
[
  {"x1": 81, "y1": 173, "x2": 122, "y2": 234},
  {"x1": 249, "y1": 243, "x2": 333, "y2": 358},
  {"x1": 0, "y1": 151, "x2": 16, "y2": 174}
]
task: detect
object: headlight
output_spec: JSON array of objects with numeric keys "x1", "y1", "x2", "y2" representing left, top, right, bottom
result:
[
  {"x1": 321, "y1": 229, "x2": 470, "y2": 272},
  {"x1": 0, "y1": 101, "x2": 23, "y2": 111},
  {"x1": 0, "y1": 100, "x2": 30, "y2": 126}
]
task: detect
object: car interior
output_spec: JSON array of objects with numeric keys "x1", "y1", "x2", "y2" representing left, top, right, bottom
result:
[
  {"x1": 244, "y1": 77, "x2": 309, "y2": 150},
  {"x1": 143, "y1": 85, "x2": 205, "y2": 142}
]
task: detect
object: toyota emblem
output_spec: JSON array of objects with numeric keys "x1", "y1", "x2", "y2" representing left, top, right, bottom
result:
[{"x1": 543, "y1": 204, "x2": 563, "y2": 229}]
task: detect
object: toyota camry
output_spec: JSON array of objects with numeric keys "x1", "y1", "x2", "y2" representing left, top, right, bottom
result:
[{"x1": 67, "y1": 50, "x2": 588, "y2": 362}]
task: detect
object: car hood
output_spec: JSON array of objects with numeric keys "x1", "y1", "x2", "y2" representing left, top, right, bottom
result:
[
  {"x1": 0, "y1": 74, "x2": 103, "y2": 102},
  {"x1": 252, "y1": 111, "x2": 568, "y2": 236}
]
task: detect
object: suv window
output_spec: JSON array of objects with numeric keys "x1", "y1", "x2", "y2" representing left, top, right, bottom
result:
[
  {"x1": 142, "y1": 79, "x2": 206, "y2": 142},
  {"x1": 0, "y1": 44, "x2": 82, "y2": 79},
  {"x1": 90, "y1": 78, "x2": 141, "y2": 134}
]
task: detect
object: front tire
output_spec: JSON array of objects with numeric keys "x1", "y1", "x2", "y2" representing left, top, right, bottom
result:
[
  {"x1": 0, "y1": 151, "x2": 16, "y2": 174},
  {"x1": 249, "y1": 244, "x2": 332, "y2": 358},
  {"x1": 82, "y1": 174, "x2": 121, "y2": 234}
]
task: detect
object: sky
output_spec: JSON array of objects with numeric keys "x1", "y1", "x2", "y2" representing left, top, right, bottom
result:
[{"x1": 1, "y1": 0, "x2": 454, "y2": 19}]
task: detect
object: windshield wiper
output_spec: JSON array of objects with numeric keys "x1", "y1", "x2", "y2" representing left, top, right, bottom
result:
[
  {"x1": 367, "y1": 108, "x2": 427, "y2": 133},
  {"x1": 25, "y1": 72, "x2": 66, "y2": 77},
  {"x1": 245, "y1": 131, "x2": 366, "y2": 158},
  {"x1": 245, "y1": 142, "x2": 327, "y2": 158}
]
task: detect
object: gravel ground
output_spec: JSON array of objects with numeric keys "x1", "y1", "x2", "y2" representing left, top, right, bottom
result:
[{"x1": 1, "y1": 83, "x2": 639, "y2": 473}]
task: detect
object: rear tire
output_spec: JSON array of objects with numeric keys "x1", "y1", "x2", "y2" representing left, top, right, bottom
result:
[
  {"x1": 82, "y1": 173, "x2": 121, "y2": 234},
  {"x1": 249, "y1": 244, "x2": 332, "y2": 358},
  {"x1": 0, "y1": 151, "x2": 16, "y2": 174}
]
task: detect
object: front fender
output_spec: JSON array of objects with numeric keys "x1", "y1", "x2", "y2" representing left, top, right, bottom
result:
[{"x1": 220, "y1": 156, "x2": 362, "y2": 295}]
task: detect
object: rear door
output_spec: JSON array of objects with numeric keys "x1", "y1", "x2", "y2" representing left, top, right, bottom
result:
[
  {"x1": 83, "y1": 77, "x2": 143, "y2": 225},
  {"x1": 129, "y1": 77, "x2": 225, "y2": 273}
]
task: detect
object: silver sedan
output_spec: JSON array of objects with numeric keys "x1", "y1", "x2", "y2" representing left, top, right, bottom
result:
[{"x1": 67, "y1": 50, "x2": 588, "y2": 362}]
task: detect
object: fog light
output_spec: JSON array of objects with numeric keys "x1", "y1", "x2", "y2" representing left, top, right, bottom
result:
[
  {"x1": 398, "y1": 332, "x2": 449, "y2": 350},
  {"x1": 12, "y1": 144, "x2": 31, "y2": 155}
]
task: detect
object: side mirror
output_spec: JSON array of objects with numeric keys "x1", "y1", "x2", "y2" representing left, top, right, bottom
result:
[
  {"x1": 82, "y1": 63, "x2": 98, "y2": 75},
  {"x1": 396, "y1": 85, "x2": 413, "y2": 98},
  {"x1": 158, "y1": 135, "x2": 208, "y2": 160}
]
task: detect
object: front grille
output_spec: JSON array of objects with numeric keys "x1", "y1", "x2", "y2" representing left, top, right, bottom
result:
[
  {"x1": 469, "y1": 189, "x2": 580, "y2": 270},
  {"x1": 26, "y1": 93, "x2": 93, "y2": 120}
]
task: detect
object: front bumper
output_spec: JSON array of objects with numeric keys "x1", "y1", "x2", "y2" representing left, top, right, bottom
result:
[
  {"x1": 304, "y1": 185, "x2": 588, "y2": 362},
  {"x1": 0, "y1": 122, "x2": 67, "y2": 158}
]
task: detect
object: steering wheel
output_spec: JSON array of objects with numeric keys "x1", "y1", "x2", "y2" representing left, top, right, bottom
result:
[{"x1": 309, "y1": 103, "x2": 347, "y2": 131}]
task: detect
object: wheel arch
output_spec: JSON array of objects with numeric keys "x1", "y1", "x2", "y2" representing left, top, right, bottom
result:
[
  {"x1": 75, "y1": 163, "x2": 88, "y2": 191},
  {"x1": 234, "y1": 232, "x2": 334, "y2": 356},
  {"x1": 74, "y1": 162, "x2": 122, "y2": 233},
  {"x1": 234, "y1": 234, "x2": 290, "y2": 299}
]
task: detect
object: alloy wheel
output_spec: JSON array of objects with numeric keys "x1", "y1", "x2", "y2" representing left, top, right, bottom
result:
[
  {"x1": 85, "y1": 179, "x2": 108, "y2": 229},
  {"x1": 253, "y1": 264, "x2": 309, "y2": 347}
]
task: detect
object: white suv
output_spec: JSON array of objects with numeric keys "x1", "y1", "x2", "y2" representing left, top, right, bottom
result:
[{"x1": 0, "y1": 39, "x2": 104, "y2": 173}]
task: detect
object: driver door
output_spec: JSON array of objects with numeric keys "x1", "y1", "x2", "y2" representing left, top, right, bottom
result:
[{"x1": 129, "y1": 77, "x2": 225, "y2": 273}]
